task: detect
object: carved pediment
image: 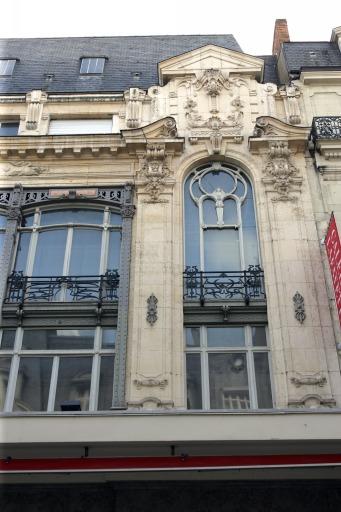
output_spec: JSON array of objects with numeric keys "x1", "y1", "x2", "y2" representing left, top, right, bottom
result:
[
  {"x1": 122, "y1": 117, "x2": 181, "y2": 145},
  {"x1": 158, "y1": 45, "x2": 264, "y2": 84}
]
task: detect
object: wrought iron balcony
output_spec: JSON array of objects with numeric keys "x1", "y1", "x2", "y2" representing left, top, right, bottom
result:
[
  {"x1": 311, "y1": 116, "x2": 341, "y2": 141},
  {"x1": 183, "y1": 266, "x2": 265, "y2": 305},
  {"x1": 5, "y1": 270, "x2": 120, "y2": 304}
]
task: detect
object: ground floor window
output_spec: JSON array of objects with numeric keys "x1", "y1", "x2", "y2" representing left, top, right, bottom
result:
[
  {"x1": 0, "y1": 327, "x2": 116, "y2": 412},
  {"x1": 185, "y1": 325, "x2": 272, "y2": 410}
]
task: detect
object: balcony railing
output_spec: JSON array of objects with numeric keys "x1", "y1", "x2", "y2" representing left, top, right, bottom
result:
[
  {"x1": 5, "y1": 270, "x2": 120, "y2": 304},
  {"x1": 311, "y1": 116, "x2": 341, "y2": 141},
  {"x1": 183, "y1": 265, "x2": 265, "y2": 305}
]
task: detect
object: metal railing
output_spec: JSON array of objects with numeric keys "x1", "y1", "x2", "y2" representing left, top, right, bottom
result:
[
  {"x1": 311, "y1": 116, "x2": 341, "y2": 141},
  {"x1": 183, "y1": 265, "x2": 265, "y2": 305},
  {"x1": 5, "y1": 270, "x2": 120, "y2": 303}
]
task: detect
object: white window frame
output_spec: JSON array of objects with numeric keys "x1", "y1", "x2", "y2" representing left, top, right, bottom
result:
[
  {"x1": 0, "y1": 211, "x2": 6, "y2": 257},
  {"x1": 80, "y1": 57, "x2": 105, "y2": 74},
  {"x1": 0, "y1": 327, "x2": 116, "y2": 412},
  {"x1": 13, "y1": 206, "x2": 121, "y2": 279},
  {"x1": 0, "y1": 60, "x2": 16, "y2": 76},
  {"x1": 185, "y1": 325, "x2": 273, "y2": 410}
]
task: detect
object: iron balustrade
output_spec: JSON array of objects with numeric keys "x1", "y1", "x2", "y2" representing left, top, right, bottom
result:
[
  {"x1": 5, "y1": 270, "x2": 120, "y2": 304},
  {"x1": 311, "y1": 116, "x2": 341, "y2": 141},
  {"x1": 183, "y1": 265, "x2": 265, "y2": 305}
]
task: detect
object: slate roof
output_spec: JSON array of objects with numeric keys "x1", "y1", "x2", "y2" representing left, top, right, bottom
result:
[
  {"x1": 258, "y1": 55, "x2": 279, "y2": 84},
  {"x1": 0, "y1": 35, "x2": 243, "y2": 94},
  {"x1": 282, "y1": 42, "x2": 341, "y2": 73}
]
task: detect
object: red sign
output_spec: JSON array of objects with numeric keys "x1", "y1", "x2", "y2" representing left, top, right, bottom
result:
[{"x1": 325, "y1": 213, "x2": 341, "y2": 327}]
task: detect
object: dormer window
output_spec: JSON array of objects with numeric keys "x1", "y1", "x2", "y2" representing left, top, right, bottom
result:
[
  {"x1": 80, "y1": 57, "x2": 106, "y2": 75},
  {"x1": 0, "y1": 60, "x2": 16, "y2": 76}
]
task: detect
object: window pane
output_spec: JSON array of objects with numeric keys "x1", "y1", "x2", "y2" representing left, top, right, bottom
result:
[
  {"x1": 110, "y1": 212, "x2": 122, "y2": 226},
  {"x1": 203, "y1": 199, "x2": 217, "y2": 225},
  {"x1": 33, "y1": 229, "x2": 67, "y2": 276},
  {"x1": 0, "y1": 122, "x2": 19, "y2": 135},
  {"x1": 0, "y1": 60, "x2": 15, "y2": 76},
  {"x1": 0, "y1": 214, "x2": 7, "y2": 228},
  {"x1": 184, "y1": 175, "x2": 200, "y2": 267},
  {"x1": 201, "y1": 170, "x2": 235, "y2": 194},
  {"x1": 254, "y1": 353, "x2": 272, "y2": 409},
  {"x1": 0, "y1": 357, "x2": 11, "y2": 410},
  {"x1": 55, "y1": 357, "x2": 92, "y2": 411},
  {"x1": 102, "y1": 328, "x2": 116, "y2": 348},
  {"x1": 22, "y1": 329, "x2": 95, "y2": 350},
  {"x1": 69, "y1": 228, "x2": 101, "y2": 275},
  {"x1": 204, "y1": 229, "x2": 240, "y2": 271},
  {"x1": 41, "y1": 209, "x2": 103, "y2": 226},
  {"x1": 208, "y1": 353, "x2": 249, "y2": 409},
  {"x1": 186, "y1": 354, "x2": 202, "y2": 409},
  {"x1": 14, "y1": 357, "x2": 53, "y2": 412},
  {"x1": 0, "y1": 330, "x2": 16, "y2": 350},
  {"x1": 107, "y1": 231, "x2": 121, "y2": 271},
  {"x1": 252, "y1": 326, "x2": 267, "y2": 347},
  {"x1": 185, "y1": 327, "x2": 200, "y2": 347},
  {"x1": 207, "y1": 327, "x2": 245, "y2": 347},
  {"x1": 0, "y1": 233, "x2": 4, "y2": 257},
  {"x1": 242, "y1": 180, "x2": 259, "y2": 267},
  {"x1": 98, "y1": 356, "x2": 115, "y2": 410},
  {"x1": 22, "y1": 213, "x2": 35, "y2": 227},
  {"x1": 223, "y1": 199, "x2": 238, "y2": 225},
  {"x1": 14, "y1": 232, "x2": 31, "y2": 273}
]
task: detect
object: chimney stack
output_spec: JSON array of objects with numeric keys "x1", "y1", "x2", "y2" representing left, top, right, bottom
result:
[{"x1": 272, "y1": 19, "x2": 290, "y2": 56}]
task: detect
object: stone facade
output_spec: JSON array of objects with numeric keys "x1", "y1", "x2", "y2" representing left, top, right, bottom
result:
[{"x1": 1, "y1": 22, "x2": 341, "y2": 495}]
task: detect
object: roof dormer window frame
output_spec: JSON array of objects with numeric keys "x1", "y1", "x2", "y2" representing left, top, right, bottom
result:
[
  {"x1": 80, "y1": 57, "x2": 107, "y2": 75},
  {"x1": 0, "y1": 59, "x2": 17, "y2": 77}
]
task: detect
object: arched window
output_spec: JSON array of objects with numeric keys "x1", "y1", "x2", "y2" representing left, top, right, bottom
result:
[{"x1": 184, "y1": 162, "x2": 259, "y2": 271}]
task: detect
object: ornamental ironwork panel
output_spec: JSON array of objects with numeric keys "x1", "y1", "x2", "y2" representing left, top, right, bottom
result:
[
  {"x1": 5, "y1": 270, "x2": 119, "y2": 304},
  {"x1": 0, "y1": 191, "x2": 12, "y2": 206},
  {"x1": 183, "y1": 265, "x2": 265, "y2": 305},
  {"x1": 311, "y1": 117, "x2": 341, "y2": 141}
]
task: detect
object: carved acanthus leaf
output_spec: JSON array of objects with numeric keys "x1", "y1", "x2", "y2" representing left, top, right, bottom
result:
[
  {"x1": 293, "y1": 291, "x2": 306, "y2": 323},
  {"x1": 291, "y1": 372, "x2": 327, "y2": 388}
]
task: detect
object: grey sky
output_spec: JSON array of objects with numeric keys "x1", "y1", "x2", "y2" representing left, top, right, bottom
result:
[{"x1": 2, "y1": 0, "x2": 341, "y2": 55}]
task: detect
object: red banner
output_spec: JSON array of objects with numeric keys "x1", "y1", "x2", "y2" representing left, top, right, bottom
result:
[{"x1": 325, "y1": 213, "x2": 341, "y2": 327}]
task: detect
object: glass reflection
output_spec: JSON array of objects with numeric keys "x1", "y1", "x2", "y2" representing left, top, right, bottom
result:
[
  {"x1": 14, "y1": 357, "x2": 53, "y2": 411},
  {"x1": 208, "y1": 353, "x2": 249, "y2": 409},
  {"x1": 186, "y1": 354, "x2": 202, "y2": 409},
  {"x1": 33, "y1": 229, "x2": 67, "y2": 276},
  {"x1": 98, "y1": 356, "x2": 115, "y2": 410},
  {"x1": 0, "y1": 357, "x2": 11, "y2": 410},
  {"x1": 55, "y1": 356, "x2": 92, "y2": 411},
  {"x1": 69, "y1": 229, "x2": 101, "y2": 275},
  {"x1": 22, "y1": 329, "x2": 95, "y2": 350}
]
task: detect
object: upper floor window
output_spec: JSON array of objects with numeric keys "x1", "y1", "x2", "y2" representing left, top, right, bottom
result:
[
  {"x1": 0, "y1": 122, "x2": 19, "y2": 136},
  {"x1": 8, "y1": 208, "x2": 122, "y2": 303},
  {"x1": 184, "y1": 162, "x2": 259, "y2": 272},
  {"x1": 48, "y1": 119, "x2": 114, "y2": 135},
  {"x1": 186, "y1": 325, "x2": 272, "y2": 410},
  {"x1": 0, "y1": 213, "x2": 6, "y2": 258},
  {"x1": 0, "y1": 60, "x2": 16, "y2": 76},
  {"x1": 80, "y1": 57, "x2": 105, "y2": 75}
]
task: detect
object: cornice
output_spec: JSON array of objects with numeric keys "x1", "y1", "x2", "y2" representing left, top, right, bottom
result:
[
  {"x1": 300, "y1": 70, "x2": 341, "y2": 85},
  {"x1": 0, "y1": 117, "x2": 184, "y2": 159}
]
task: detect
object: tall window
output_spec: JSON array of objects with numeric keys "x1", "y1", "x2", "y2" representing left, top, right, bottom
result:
[
  {"x1": 186, "y1": 325, "x2": 272, "y2": 410},
  {"x1": 10, "y1": 207, "x2": 121, "y2": 302},
  {"x1": 0, "y1": 327, "x2": 116, "y2": 412},
  {"x1": 0, "y1": 213, "x2": 6, "y2": 259},
  {"x1": 184, "y1": 162, "x2": 259, "y2": 271}
]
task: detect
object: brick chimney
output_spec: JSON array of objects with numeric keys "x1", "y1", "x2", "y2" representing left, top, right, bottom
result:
[{"x1": 272, "y1": 19, "x2": 290, "y2": 56}]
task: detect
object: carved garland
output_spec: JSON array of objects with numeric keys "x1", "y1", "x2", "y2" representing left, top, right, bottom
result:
[{"x1": 139, "y1": 145, "x2": 172, "y2": 202}]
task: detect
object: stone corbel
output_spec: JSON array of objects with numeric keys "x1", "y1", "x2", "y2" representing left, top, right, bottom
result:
[
  {"x1": 124, "y1": 88, "x2": 146, "y2": 128},
  {"x1": 262, "y1": 141, "x2": 302, "y2": 201},
  {"x1": 23, "y1": 90, "x2": 48, "y2": 133},
  {"x1": 138, "y1": 144, "x2": 173, "y2": 203}
]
